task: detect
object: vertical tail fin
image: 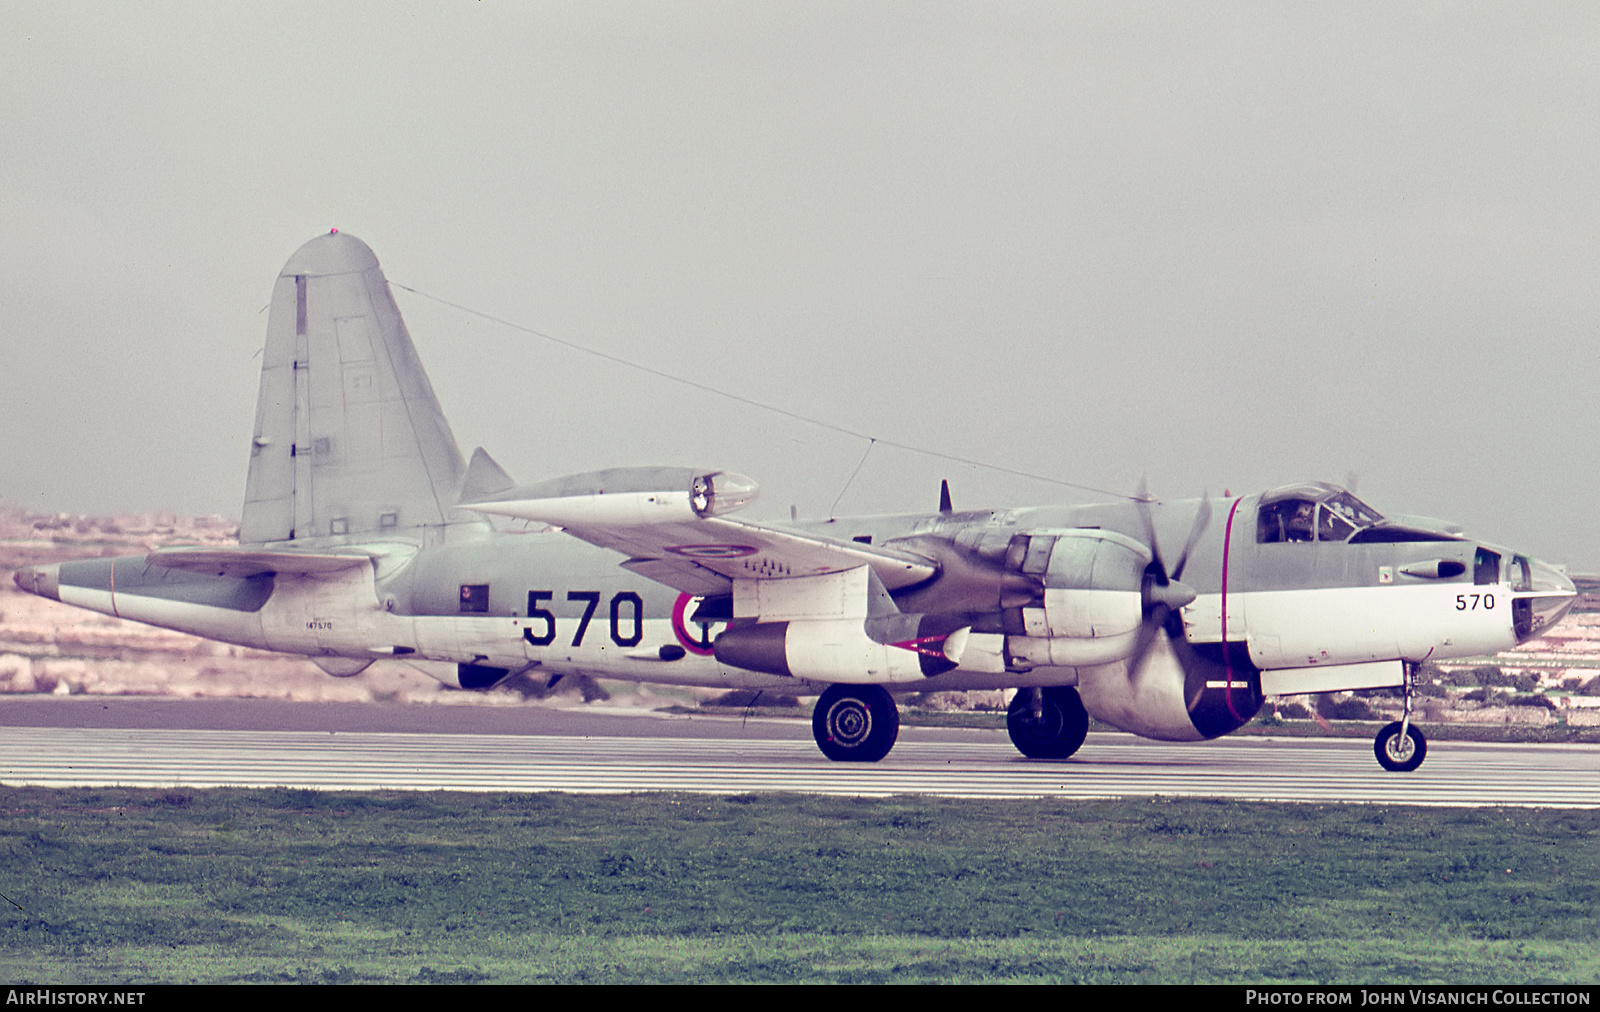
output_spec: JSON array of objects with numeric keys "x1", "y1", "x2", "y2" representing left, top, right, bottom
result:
[{"x1": 240, "y1": 231, "x2": 466, "y2": 543}]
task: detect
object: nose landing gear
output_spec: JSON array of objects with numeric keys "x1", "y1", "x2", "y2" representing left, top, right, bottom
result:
[
  {"x1": 1373, "y1": 662, "x2": 1428, "y2": 772},
  {"x1": 1374, "y1": 720, "x2": 1427, "y2": 772}
]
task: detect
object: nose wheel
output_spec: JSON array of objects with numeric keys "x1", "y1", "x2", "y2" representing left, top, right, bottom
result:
[
  {"x1": 1373, "y1": 662, "x2": 1428, "y2": 772},
  {"x1": 1374, "y1": 721, "x2": 1427, "y2": 772}
]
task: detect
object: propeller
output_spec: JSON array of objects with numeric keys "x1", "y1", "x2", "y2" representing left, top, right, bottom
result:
[
  {"x1": 1135, "y1": 478, "x2": 1209, "y2": 599},
  {"x1": 1082, "y1": 484, "x2": 1265, "y2": 739},
  {"x1": 1127, "y1": 480, "x2": 1212, "y2": 675}
]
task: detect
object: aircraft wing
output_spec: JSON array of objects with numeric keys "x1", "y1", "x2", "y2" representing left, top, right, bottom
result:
[
  {"x1": 460, "y1": 466, "x2": 937, "y2": 596},
  {"x1": 573, "y1": 515, "x2": 937, "y2": 596}
]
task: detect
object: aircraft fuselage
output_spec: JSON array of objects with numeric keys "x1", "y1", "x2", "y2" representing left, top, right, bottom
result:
[{"x1": 18, "y1": 487, "x2": 1572, "y2": 718}]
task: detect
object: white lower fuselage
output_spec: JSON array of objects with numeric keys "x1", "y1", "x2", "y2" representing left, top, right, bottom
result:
[{"x1": 50, "y1": 542, "x2": 1526, "y2": 700}]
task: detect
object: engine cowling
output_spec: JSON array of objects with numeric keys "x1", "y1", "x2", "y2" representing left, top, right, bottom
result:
[
  {"x1": 713, "y1": 613, "x2": 969, "y2": 684},
  {"x1": 976, "y1": 528, "x2": 1150, "y2": 668}
]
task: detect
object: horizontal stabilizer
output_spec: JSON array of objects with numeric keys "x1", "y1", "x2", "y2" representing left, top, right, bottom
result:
[{"x1": 147, "y1": 546, "x2": 374, "y2": 578}]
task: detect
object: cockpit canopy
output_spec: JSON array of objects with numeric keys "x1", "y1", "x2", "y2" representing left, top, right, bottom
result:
[
  {"x1": 1257, "y1": 482, "x2": 1467, "y2": 544},
  {"x1": 1256, "y1": 483, "x2": 1384, "y2": 544}
]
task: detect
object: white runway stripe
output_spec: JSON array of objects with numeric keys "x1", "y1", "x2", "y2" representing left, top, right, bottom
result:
[{"x1": 0, "y1": 727, "x2": 1595, "y2": 806}]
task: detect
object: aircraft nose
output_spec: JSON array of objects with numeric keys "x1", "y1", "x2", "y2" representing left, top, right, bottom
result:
[
  {"x1": 12, "y1": 564, "x2": 59, "y2": 601},
  {"x1": 1511, "y1": 555, "x2": 1575, "y2": 643}
]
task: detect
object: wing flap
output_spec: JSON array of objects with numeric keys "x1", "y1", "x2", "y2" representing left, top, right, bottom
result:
[{"x1": 618, "y1": 557, "x2": 733, "y2": 596}]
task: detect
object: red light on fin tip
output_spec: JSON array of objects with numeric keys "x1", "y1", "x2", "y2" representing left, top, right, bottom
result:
[{"x1": 330, "y1": 227, "x2": 339, "y2": 234}]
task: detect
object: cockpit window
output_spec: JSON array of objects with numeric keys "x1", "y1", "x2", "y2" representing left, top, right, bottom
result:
[
  {"x1": 1511, "y1": 555, "x2": 1534, "y2": 593},
  {"x1": 1321, "y1": 491, "x2": 1382, "y2": 531},
  {"x1": 1318, "y1": 507, "x2": 1355, "y2": 542},
  {"x1": 1258, "y1": 499, "x2": 1316, "y2": 543},
  {"x1": 1257, "y1": 486, "x2": 1384, "y2": 544}
]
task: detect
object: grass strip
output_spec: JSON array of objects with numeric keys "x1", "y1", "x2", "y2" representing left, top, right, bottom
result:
[{"x1": 2, "y1": 787, "x2": 1597, "y2": 983}]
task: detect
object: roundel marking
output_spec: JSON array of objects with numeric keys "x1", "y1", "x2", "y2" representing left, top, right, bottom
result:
[
  {"x1": 671, "y1": 592, "x2": 720, "y2": 656},
  {"x1": 666, "y1": 544, "x2": 759, "y2": 559}
]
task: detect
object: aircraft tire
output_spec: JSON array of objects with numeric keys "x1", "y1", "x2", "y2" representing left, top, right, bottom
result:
[
  {"x1": 1007, "y1": 686, "x2": 1090, "y2": 760},
  {"x1": 1373, "y1": 721, "x2": 1427, "y2": 772},
  {"x1": 812, "y1": 684, "x2": 899, "y2": 762}
]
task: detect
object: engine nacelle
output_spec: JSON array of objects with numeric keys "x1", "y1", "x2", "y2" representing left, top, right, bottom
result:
[
  {"x1": 714, "y1": 614, "x2": 967, "y2": 684},
  {"x1": 987, "y1": 529, "x2": 1150, "y2": 668},
  {"x1": 1076, "y1": 637, "x2": 1263, "y2": 741}
]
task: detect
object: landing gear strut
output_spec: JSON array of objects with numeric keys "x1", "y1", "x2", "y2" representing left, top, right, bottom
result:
[
  {"x1": 1007, "y1": 686, "x2": 1090, "y2": 759},
  {"x1": 812, "y1": 684, "x2": 899, "y2": 762},
  {"x1": 1373, "y1": 662, "x2": 1428, "y2": 772}
]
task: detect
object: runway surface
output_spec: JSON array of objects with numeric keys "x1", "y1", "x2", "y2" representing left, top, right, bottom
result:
[{"x1": 1, "y1": 698, "x2": 1596, "y2": 806}]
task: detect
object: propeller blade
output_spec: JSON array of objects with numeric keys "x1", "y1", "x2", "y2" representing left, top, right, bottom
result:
[
  {"x1": 1169, "y1": 491, "x2": 1212, "y2": 582},
  {"x1": 1127, "y1": 483, "x2": 1208, "y2": 685},
  {"x1": 1125, "y1": 602, "x2": 1168, "y2": 683},
  {"x1": 1134, "y1": 476, "x2": 1164, "y2": 574}
]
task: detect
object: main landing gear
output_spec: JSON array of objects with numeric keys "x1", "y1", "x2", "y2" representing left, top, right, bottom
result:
[
  {"x1": 812, "y1": 684, "x2": 900, "y2": 762},
  {"x1": 1373, "y1": 662, "x2": 1428, "y2": 772},
  {"x1": 1007, "y1": 686, "x2": 1090, "y2": 760}
]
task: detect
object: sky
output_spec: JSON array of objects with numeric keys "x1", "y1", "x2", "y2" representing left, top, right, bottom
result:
[{"x1": 3, "y1": 3, "x2": 1598, "y2": 571}]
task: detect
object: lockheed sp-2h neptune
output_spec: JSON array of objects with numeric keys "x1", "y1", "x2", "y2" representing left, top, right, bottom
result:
[{"x1": 13, "y1": 232, "x2": 1578, "y2": 771}]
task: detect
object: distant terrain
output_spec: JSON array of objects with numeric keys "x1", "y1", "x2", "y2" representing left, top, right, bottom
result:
[{"x1": 3, "y1": 506, "x2": 1598, "y2": 727}]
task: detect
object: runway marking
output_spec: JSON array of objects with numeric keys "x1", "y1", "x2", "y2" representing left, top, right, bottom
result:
[{"x1": 1, "y1": 728, "x2": 1596, "y2": 806}]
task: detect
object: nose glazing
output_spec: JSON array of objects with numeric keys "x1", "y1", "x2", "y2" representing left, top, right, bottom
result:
[{"x1": 1511, "y1": 556, "x2": 1575, "y2": 643}]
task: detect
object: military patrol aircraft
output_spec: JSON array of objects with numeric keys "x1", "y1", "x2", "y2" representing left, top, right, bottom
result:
[{"x1": 13, "y1": 231, "x2": 1578, "y2": 772}]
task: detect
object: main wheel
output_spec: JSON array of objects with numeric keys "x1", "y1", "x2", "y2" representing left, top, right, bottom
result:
[
  {"x1": 812, "y1": 684, "x2": 899, "y2": 762},
  {"x1": 1374, "y1": 720, "x2": 1427, "y2": 772},
  {"x1": 1007, "y1": 686, "x2": 1090, "y2": 759}
]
